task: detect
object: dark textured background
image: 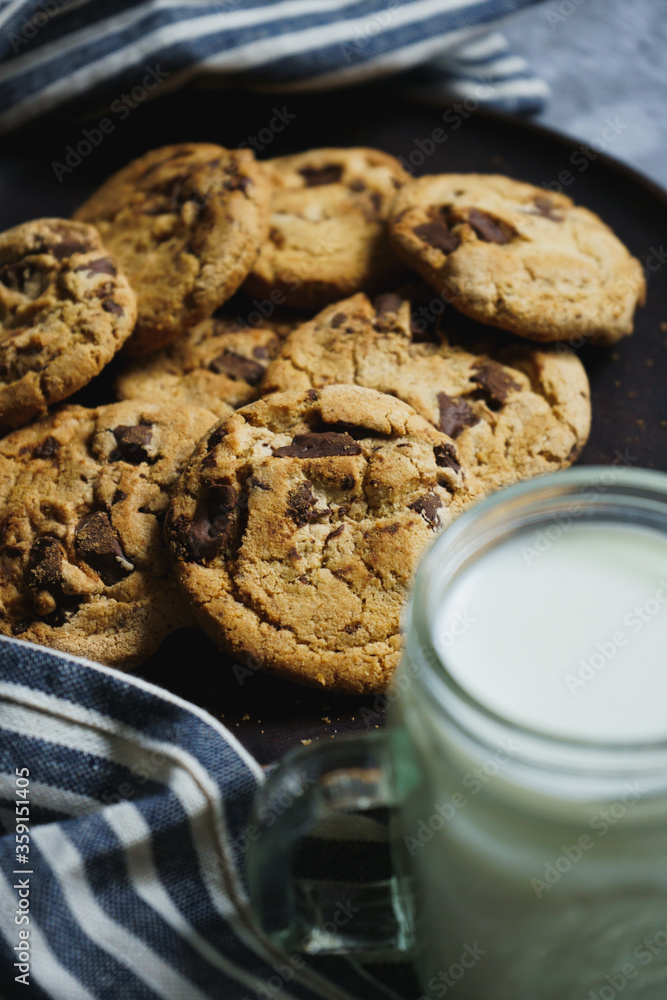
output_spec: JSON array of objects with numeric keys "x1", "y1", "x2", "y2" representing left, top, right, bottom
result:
[{"x1": 505, "y1": 0, "x2": 667, "y2": 189}]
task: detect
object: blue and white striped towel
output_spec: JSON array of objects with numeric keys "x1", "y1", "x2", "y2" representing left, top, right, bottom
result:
[
  {"x1": 0, "y1": 0, "x2": 549, "y2": 133},
  {"x1": 0, "y1": 636, "x2": 414, "y2": 1000}
]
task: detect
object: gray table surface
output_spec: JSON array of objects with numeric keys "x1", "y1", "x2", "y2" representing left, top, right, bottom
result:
[{"x1": 504, "y1": 0, "x2": 667, "y2": 190}]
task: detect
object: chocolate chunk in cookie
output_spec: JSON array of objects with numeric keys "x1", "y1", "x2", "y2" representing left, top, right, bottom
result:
[
  {"x1": 437, "y1": 393, "x2": 481, "y2": 438},
  {"x1": 75, "y1": 511, "x2": 134, "y2": 586},
  {"x1": 177, "y1": 482, "x2": 240, "y2": 563},
  {"x1": 408, "y1": 492, "x2": 443, "y2": 529},
  {"x1": 300, "y1": 165, "x2": 344, "y2": 187},
  {"x1": 28, "y1": 537, "x2": 65, "y2": 592},
  {"x1": 467, "y1": 209, "x2": 513, "y2": 244},
  {"x1": 273, "y1": 431, "x2": 362, "y2": 459},
  {"x1": 528, "y1": 195, "x2": 564, "y2": 222},
  {"x1": 33, "y1": 436, "x2": 60, "y2": 459},
  {"x1": 413, "y1": 218, "x2": 460, "y2": 255},
  {"x1": 471, "y1": 361, "x2": 521, "y2": 407},
  {"x1": 110, "y1": 423, "x2": 154, "y2": 464}
]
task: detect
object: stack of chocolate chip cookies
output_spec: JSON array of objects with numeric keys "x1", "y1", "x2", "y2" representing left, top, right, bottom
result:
[{"x1": 0, "y1": 143, "x2": 645, "y2": 692}]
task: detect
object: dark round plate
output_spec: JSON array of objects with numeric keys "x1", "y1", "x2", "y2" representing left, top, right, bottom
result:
[{"x1": 3, "y1": 87, "x2": 666, "y2": 764}]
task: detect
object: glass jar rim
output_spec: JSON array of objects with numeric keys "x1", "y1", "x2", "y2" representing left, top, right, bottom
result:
[{"x1": 406, "y1": 466, "x2": 667, "y2": 772}]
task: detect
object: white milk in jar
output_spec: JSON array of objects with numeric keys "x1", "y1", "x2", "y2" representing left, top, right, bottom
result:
[
  {"x1": 435, "y1": 522, "x2": 667, "y2": 743},
  {"x1": 393, "y1": 475, "x2": 667, "y2": 1000}
]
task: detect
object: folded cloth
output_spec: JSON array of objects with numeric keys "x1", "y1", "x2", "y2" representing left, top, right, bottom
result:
[
  {"x1": 0, "y1": 636, "x2": 417, "y2": 1000},
  {"x1": 0, "y1": 0, "x2": 549, "y2": 133}
]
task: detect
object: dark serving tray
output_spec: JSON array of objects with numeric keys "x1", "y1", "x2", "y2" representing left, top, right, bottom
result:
[{"x1": 2, "y1": 87, "x2": 666, "y2": 765}]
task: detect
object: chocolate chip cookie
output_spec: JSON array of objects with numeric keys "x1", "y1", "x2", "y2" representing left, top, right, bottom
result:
[
  {"x1": 262, "y1": 292, "x2": 591, "y2": 494},
  {"x1": 389, "y1": 174, "x2": 645, "y2": 344},
  {"x1": 166, "y1": 384, "x2": 472, "y2": 693},
  {"x1": 0, "y1": 219, "x2": 136, "y2": 431},
  {"x1": 115, "y1": 312, "x2": 296, "y2": 419},
  {"x1": 73, "y1": 144, "x2": 271, "y2": 355},
  {"x1": 0, "y1": 400, "x2": 216, "y2": 666},
  {"x1": 243, "y1": 148, "x2": 409, "y2": 310}
]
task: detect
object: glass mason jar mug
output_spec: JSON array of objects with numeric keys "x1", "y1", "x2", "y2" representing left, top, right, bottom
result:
[{"x1": 247, "y1": 468, "x2": 667, "y2": 1000}]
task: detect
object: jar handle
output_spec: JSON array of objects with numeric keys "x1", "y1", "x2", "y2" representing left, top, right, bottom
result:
[{"x1": 246, "y1": 729, "x2": 414, "y2": 955}]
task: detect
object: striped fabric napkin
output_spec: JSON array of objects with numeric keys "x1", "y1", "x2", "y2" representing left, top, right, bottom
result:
[
  {"x1": 0, "y1": 636, "x2": 416, "y2": 1000},
  {"x1": 0, "y1": 0, "x2": 549, "y2": 133}
]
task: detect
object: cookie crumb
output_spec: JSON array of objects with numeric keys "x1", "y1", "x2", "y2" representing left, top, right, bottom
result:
[
  {"x1": 301, "y1": 739, "x2": 311, "y2": 746},
  {"x1": 242, "y1": 713, "x2": 250, "y2": 721}
]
